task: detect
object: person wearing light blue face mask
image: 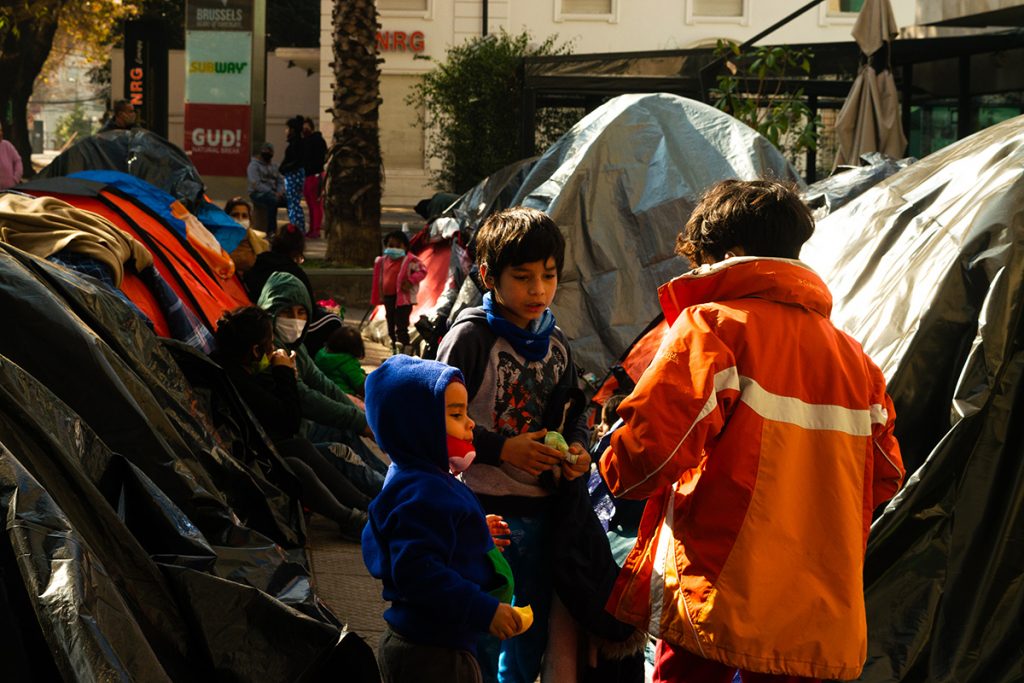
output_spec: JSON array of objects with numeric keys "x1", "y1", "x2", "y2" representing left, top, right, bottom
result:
[{"x1": 370, "y1": 230, "x2": 427, "y2": 355}]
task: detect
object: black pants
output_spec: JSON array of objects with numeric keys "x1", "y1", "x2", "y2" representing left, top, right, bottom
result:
[
  {"x1": 276, "y1": 437, "x2": 371, "y2": 514},
  {"x1": 383, "y1": 295, "x2": 411, "y2": 345},
  {"x1": 378, "y1": 628, "x2": 482, "y2": 683}
]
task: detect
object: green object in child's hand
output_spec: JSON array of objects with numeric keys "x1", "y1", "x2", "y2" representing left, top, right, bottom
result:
[{"x1": 544, "y1": 431, "x2": 569, "y2": 456}]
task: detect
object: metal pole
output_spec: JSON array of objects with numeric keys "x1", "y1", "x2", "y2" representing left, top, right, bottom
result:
[
  {"x1": 698, "y1": 0, "x2": 827, "y2": 102},
  {"x1": 957, "y1": 55, "x2": 971, "y2": 140},
  {"x1": 252, "y1": 0, "x2": 267, "y2": 149},
  {"x1": 482, "y1": 0, "x2": 488, "y2": 37}
]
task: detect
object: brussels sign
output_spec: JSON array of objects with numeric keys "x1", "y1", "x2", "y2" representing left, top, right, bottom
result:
[{"x1": 184, "y1": 0, "x2": 253, "y2": 176}]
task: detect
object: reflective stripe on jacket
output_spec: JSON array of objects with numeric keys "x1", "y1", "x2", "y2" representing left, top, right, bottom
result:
[{"x1": 600, "y1": 257, "x2": 904, "y2": 679}]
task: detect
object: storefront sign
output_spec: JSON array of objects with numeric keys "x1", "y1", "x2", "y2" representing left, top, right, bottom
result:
[
  {"x1": 186, "y1": 0, "x2": 252, "y2": 31},
  {"x1": 123, "y1": 19, "x2": 168, "y2": 136},
  {"x1": 185, "y1": 0, "x2": 253, "y2": 176},
  {"x1": 377, "y1": 31, "x2": 426, "y2": 53},
  {"x1": 184, "y1": 103, "x2": 251, "y2": 176},
  {"x1": 185, "y1": 30, "x2": 252, "y2": 104}
]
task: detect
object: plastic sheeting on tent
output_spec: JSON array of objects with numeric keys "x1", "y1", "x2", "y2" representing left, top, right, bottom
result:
[
  {"x1": 510, "y1": 92, "x2": 803, "y2": 375},
  {"x1": 803, "y1": 152, "x2": 915, "y2": 220},
  {"x1": 586, "y1": 151, "x2": 916, "y2": 409},
  {"x1": 801, "y1": 113, "x2": 1024, "y2": 683},
  {"x1": 0, "y1": 243, "x2": 378, "y2": 681},
  {"x1": 35, "y1": 129, "x2": 248, "y2": 253},
  {"x1": 38, "y1": 128, "x2": 205, "y2": 212}
]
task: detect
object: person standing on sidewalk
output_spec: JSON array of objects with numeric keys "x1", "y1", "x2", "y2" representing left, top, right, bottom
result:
[
  {"x1": 0, "y1": 122, "x2": 23, "y2": 190},
  {"x1": 301, "y1": 117, "x2": 327, "y2": 238},
  {"x1": 600, "y1": 179, "x2": 905, "y2": 683},
  {"x1": 371, "y1": 230, "x2": 427, "y2": 355},
  {"x1": 280, "y1": 115, "x2": 307, "y2": 231},
  {"x1": 248, "y1": 142, "x2": 285, "y2": 232}
]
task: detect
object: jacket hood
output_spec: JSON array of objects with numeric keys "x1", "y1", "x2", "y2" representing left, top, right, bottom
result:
[
  {"x1": 448, "y1": 305, "x2": 488, "y2": 332},
  {"x1": 257, "y1": 271, "x2": 312, "y2": 345},
  {"x1": 257, "y1": 271, "x2": 312, "y2": 316},
  {"x1": 365, "y1": 355, "x2": 463, "y2": 471},
  {"x1": 659, "y1": 257, "x2": 832, "y2": 325}
]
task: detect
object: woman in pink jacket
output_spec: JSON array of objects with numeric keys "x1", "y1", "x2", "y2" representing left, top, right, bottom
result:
[
  {"x1": 371, "y1": 230, "x2": 426, "y2": 354},
  {"x1": 0, "y1": 122, "x2": 23, "y2": 190}
]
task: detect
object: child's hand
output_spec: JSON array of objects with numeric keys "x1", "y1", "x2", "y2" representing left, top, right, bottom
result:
[
  {"x1": 486, "y1": 514, "x2": 510, "y2": 552},
  {"x1": 488, "y1": 603, "x2": 523, "y2": 640},
  {"x1": 501, "y1": 430, "x2": 563, "y2": 477},
  {"x1": 561, "y1": 444, "x2": 591, "y2": 481}
]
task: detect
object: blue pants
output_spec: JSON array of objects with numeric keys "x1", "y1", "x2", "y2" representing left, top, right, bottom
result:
[
  {"x1": 477, "y1": 512, "x2": 553, "y2": 683},
  {"x1": 306, "y1": 422, "x2": 390, "y2": 476},
  {"x1": 314, "y1": 442, "x2": 385, "y2": 498}
]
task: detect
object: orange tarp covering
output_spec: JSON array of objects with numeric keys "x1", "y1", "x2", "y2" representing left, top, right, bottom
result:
[{"x1": 28, "y1": 190, "x2": 249, "y2": 331}]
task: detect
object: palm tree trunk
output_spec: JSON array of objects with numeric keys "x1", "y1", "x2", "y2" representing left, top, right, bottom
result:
[{"x1": 323, "y1": 0, "x2": 383, "y2": 266}]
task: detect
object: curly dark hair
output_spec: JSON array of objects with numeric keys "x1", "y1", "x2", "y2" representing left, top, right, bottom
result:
[
  {"x1": 475, "y1": 206, "x2": 565, "y2": 280},
  {"x1": 676, "y1": 179, "x2": 814, "y2": 266},
  {"x1": 215, "y1": 306, "x2": 272, "y2": 362}
]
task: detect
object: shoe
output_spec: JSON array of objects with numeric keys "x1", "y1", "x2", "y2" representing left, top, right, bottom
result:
[
  {"x1": 402, "y1": 343, "x2": 417, "y2": 357},
  {"x1": 337, "y1": 509, "x2": 368, "y2": 543}
]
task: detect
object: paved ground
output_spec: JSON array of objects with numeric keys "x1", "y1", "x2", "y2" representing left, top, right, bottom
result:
[{"x1": 306, "y1": 318, "x2": 391, "y2": 654}]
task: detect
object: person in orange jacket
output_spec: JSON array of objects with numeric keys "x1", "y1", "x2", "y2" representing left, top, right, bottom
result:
[{"x1": 599, "y1": 179, "x2": 905, "y2": 683}]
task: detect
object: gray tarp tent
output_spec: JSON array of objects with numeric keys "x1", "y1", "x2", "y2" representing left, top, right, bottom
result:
[
  {"x1": 511, "y1": 92, "x2": 802, "y2": 375},
  {"x1": 802, "y1": 113, "x2": 1024, "y2": 683}
]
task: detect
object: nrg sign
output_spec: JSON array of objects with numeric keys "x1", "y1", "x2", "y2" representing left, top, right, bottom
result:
[{"x1": 376, "y1": 31, "x2": 426, "y2": 53}]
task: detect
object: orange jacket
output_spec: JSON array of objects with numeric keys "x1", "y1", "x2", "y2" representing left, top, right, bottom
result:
[{"x1": 600, "y1": 258, "x2": 903, "y2": 679}]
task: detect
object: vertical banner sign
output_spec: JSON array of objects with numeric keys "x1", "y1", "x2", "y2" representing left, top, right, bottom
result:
[
  {"x1": 184, "y1": 0, "x2": 253, "y2": 176},
  {"x1": 123, "y1": 19, "x2": 169, "y2": 137}
]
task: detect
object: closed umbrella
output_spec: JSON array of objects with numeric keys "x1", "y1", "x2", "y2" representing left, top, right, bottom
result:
[{"x1": 834, "y1": 0, "x2": 907, "y2": 167}]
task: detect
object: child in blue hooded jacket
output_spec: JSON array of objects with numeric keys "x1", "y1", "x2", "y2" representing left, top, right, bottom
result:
[{"x1": 362, "y1": 355, "x2": 525, "y2": 683}]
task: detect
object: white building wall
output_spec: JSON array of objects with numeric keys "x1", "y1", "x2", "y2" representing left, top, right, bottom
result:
[{"x1": 320, "y1": 0, "x2": 917, "y2": 206}]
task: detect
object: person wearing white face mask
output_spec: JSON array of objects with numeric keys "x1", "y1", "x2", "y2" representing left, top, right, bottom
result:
[{"x1": 257, "y1": 271, "x2": 386, "y2": 477}]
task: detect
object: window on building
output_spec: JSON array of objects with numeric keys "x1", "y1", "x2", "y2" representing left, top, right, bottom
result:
[
  {"x1": 561, "y1": 0, "x2": 613, "y2": 15},
  {"x1": 826, "y1": 0, "x2": 864, "y2": 14},
  {"x1": 692, "y1": 0, "x2": 744, "y2": 17},
  {"x1": 378, "y1": 0, "x2": 428, "y2": 12}
]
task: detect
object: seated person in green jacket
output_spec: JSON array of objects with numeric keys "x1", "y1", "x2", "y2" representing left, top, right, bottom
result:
[
  {"x1": 314, "y1": 324, "x2": 367, "y2": 397},
  {"x1": 257, "y1": 271, "x2": 387, "y2": 476}
]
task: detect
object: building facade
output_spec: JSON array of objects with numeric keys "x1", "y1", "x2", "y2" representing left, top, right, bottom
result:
[{"x1": 318, "y1": 0, "x2": 916, "y2": 205}]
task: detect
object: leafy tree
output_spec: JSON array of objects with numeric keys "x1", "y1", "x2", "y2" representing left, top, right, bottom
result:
[
  {"x1": 54, "y1": 103, "x2": 95, "y2": 148},
  {"x1": 323, "y1": 0, "x2": 383, "y2": 266},
  {"x1": 710, "y1": 40, "x2": 819, "y2": 164},
  {"x1": 0, "y1": 0, "x2": 139, "y2": 176},
  {"x1": 407, "y1": 30, "x2": 578, "y2": 193}
]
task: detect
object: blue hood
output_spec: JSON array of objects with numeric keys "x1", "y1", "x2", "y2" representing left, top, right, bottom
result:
[{"x1": 365, "y1": 355, "x2": 462, "y2": 471}]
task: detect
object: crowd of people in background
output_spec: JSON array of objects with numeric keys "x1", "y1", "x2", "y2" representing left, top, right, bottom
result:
[{"x1": 245, "y1": 115, "x2": 327, "y2": 237}]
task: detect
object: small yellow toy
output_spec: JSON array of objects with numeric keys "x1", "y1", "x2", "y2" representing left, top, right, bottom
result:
[{"x1": 512, "y1": 604, "x2": 534, "y2": 634}]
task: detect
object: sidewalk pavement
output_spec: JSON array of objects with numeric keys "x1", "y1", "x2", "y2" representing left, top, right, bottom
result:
[{"x1": 307, "y1": 315, "x2": 391, "y2": 654}]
